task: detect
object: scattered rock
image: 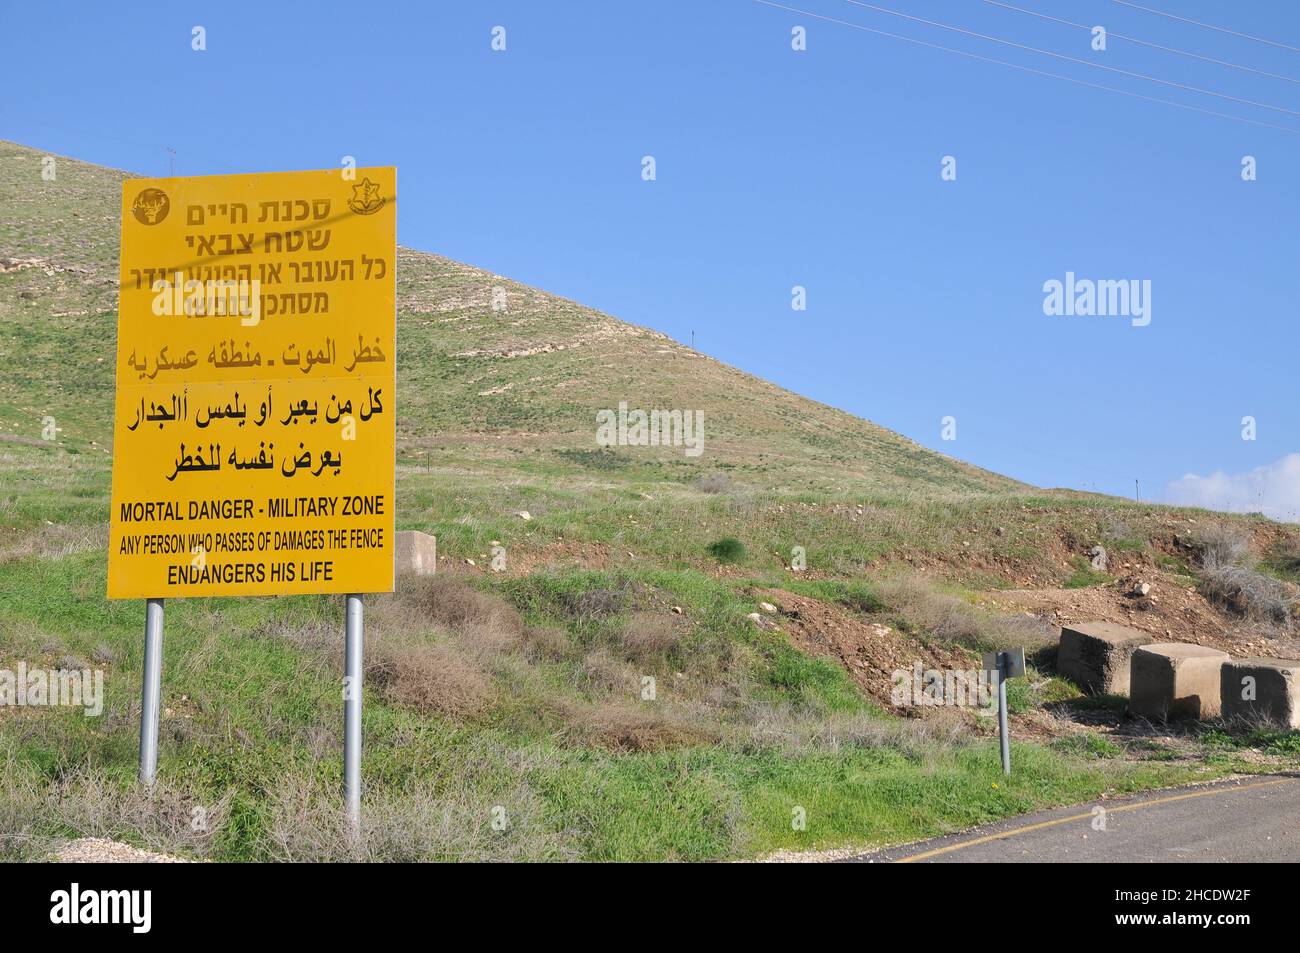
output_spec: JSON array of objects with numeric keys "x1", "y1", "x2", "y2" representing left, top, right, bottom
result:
[
  {"x1": 515, "y1": 511, "x2": 532, "y2": 521},
  {"x1": 759, "y1": 601, "x2": 777, "y2": 614},
  {"x1": 1089, "y1": 545, "x2": 1108, "y2": 570},
  {"x1": 671, "y1": 606, "x2": 682, "y2": 615}
]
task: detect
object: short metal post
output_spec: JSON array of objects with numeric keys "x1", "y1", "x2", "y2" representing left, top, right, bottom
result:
[
  {"x1": 996, "y1": 653, "x2": 1011, "y2": 776},
  {"x1": 344, "y1": 593, "x2": 364, "y2": 832},
  {"x1": 138, "y1": 598, "x2": 165, "y2": 786}
]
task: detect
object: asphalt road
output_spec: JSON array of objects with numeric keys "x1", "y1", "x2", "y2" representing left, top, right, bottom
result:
[{"x1": 851, "y1": 776, "x2": 1300, "y2": 863}]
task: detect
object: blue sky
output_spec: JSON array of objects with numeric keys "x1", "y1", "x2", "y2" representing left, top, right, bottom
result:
[{"x1": 3, "y1": 0, "x2": 1298, "y2": 515}]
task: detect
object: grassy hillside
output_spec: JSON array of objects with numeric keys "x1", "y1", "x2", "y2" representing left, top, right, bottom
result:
[
  {"x1": 0, "y1": 139, "x2": 1014, "y2": 496},
  {"x1": 3, "y1": 140, "x2": 1299, "y2": 862}
]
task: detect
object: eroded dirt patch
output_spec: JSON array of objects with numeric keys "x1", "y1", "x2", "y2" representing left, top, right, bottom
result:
[
  {"x1": 755, "y1": 588, "x2": 974, "y2": 711},
  {"x1": 983, "y1": 579, "x2": 1300, "y2": 660}
]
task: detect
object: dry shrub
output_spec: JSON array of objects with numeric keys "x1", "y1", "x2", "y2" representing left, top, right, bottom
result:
[
  {"x1": 0, "y1": 760, "x2": 47, "y2": 860},
  {"x1": 994, "y1": 612, "x2": 1058, "y2": 648},
  {"x1": 1272, "y1": 538, "x2": 1300, "y2": 577},
  {"x1": 1100, "y1": 513, "x2": 1139, "y2": 546},
  {"x1": 736, "y1": 702, "x2": 969, "y2": 758},
  {"x1": 0, "y1": 760, "x2": 232, "y2": 861},
  {"x1": 620, "y1": 612, "x2": 683, "y2": 660},
  {"x1": 1199, "y1": 565, "x2": 1293, "y2": 625},
  {"x1": 577, "y1": 648, "x2": 637, "y2": 694},
  {"x1": 368, "y1": 642, "x2": 494, "y2": 718},
  {"x1": 395, "y1": 574, "x2": 526, "y2": 644},
  {"x1": 259, "y1": 763, "x2": 575, "y2": 862},
  {"x1": 381, "y1": 574, "x2": 569, "y2": 660},
  {"x1": 692, "y1": 473, "x2": 734, "y2": 495},
  {"x1": 563, "y1": 587, "x2": 627, "y2": 619},
  {"x1": 266, "y1": 576, "x2": 576, "y2": 721},
  {"x1": 1194, "y1": 523, "x2": 1252, "y2": 569},
  {"x1": 874, "y1": 574, "x2": 1053, "y2": 651},
  {"x1": 54, "y1": 777, "x2": 232, "y2": 859},
  {"x1": 522, "y1": 624, "x2": 573, "y2": 660},
  {"x1": 875, "y1": 575, "x2": 983, "y2": 645},
  {"x1": 560, "y1": 701, "x2": 715, "y2": 752}
]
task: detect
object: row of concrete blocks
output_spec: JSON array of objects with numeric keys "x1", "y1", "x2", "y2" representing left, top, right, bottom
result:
[{"x1": 1058, "y1": 621, "x2": 1300, "y2": 727}]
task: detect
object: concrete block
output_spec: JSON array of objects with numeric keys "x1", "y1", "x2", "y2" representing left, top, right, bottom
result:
[
  {"x1": 395, "y1": 531, "x2": 437, "y2": 576},
  {"x1": 1129, "y1": 643, "x2": 1228, "y2": 721},
  {"x1": 1220, "y1": 658, "x2": 1300, "y2": 728},
  {"x1": 1057, "y1": 621, "x2": 1155, "y2": 695}
]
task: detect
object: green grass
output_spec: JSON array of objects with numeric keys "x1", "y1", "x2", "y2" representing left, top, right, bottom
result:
[
  {"x1": 0, "y1": 545, "x2": 1224, "y2": 862},
  {"x1": 766, "y1": 644, "x2": 866, "y2": 713},
  {"x1": 1261, "y1": 541, "x2": 1300, "y2": 585},
  {"x1": 1052, "y1": 733, "x2": 1124, "y2": 759},
  {"x1": 1103, "y1": 536, "x2": 1147, "y2": 554},
  {"x1": 1199, "y1": 727, "x2": 1300, "y2": 757},
  {"x1": 766, "y1": 576, "x2": 886, "y2": 613},
  {"x1": 1064, "y1": 556, "x2": 1114, "y2": 589},
  {"x1": 1155, "y1": 552, "x2": 1199, "y2": 585},
  {"x1": 1004, "y1": 677, "x2": 1035, "y2": 714}
]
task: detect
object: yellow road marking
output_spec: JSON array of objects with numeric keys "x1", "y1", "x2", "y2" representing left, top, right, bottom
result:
[{"x1": 895, "y1": 778, "x2": 1290, "y2": 863}]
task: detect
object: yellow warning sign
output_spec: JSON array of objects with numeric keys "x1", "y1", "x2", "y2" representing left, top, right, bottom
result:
[{"x1": 107, "y1": 168, "x2": 396, "y2": 599}]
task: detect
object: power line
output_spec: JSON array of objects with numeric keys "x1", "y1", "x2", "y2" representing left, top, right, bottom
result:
[
  {"x1": 1111, "y1": 0, "x2": 1300, "y2": 55},
  {"x1": 838, "y1": 0, "x2": 1300, "y2": 117},
  {"x1": 750, "y1": 0, "x2": 1299, "y2": 134},
  {"x1": 982, "y1": 0, "x2": 1300, "y2": 86}
]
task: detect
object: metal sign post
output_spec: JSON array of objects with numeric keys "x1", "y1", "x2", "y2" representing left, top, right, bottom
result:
[
  {"x1": 138, "y1": 598, "x2": 165, "y2": 785},
  {"x1": 983, "y1": 647, "x2": 1025, "y2": 777},
  {"x1": 996, "y1": 657, "x2": 1011, "y2": 776},
  {"x1": 344, "y1": 593, "x2": 365, "y2": 832}
]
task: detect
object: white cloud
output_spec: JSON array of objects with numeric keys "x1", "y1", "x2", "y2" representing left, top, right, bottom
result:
[{"x1": 1165, "y1": 453, "x2": 1300, "y2": 523}]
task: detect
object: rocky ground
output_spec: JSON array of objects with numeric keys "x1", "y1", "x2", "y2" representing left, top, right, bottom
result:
[{"x1": 52, "y1": 838, "x2": 188, "y2": 863}]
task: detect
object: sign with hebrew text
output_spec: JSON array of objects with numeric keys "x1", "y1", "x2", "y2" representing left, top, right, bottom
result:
[{"x1": 108, "y1": 168, "x2": 396, "y2": 598}]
